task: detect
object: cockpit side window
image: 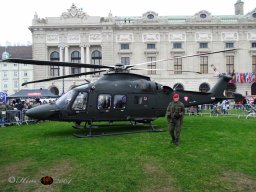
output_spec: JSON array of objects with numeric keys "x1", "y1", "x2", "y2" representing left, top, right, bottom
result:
[
  {"x1": 72, "y1": 92, "x2": 88, "y2": 111},
  {"x1": 56, "y1": 90, "x2": 75, "y2": 108},
  {"x1": 114, "y1": 95, "x2": 127, "y2": 109},
  {"x1": 98, "y1": 94, "x2": 111, "y2": 109}
]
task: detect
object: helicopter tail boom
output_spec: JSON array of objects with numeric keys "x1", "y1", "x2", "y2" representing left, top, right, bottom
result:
[{"x1": 174, "y1": 74, "x2": 241, "y2": 107}]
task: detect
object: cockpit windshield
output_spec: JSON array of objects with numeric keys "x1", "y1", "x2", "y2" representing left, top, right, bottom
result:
[{"x1": 56, "y1": 90, "x2": 75, "y2": 108}]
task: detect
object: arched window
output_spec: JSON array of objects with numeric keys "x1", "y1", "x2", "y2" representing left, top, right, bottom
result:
[
  {"x1": 91, "y1": 50, "x2": 102, "y2": 65},
  {"x1": 71, "y1": 51, "x2": 81, "y2": 75},
  {"x1": 50, "y1": 51, "x2": 60, "y2": 77},
  {"x1": 225, "y1": 83, "x2": 236, "y2": 97},
  {"x1": 173, "y1": 83, "x2": 184, "y2": 91},
  {"x1": 199, "y1": 83, "x2": 210, "y2": 92},
  {"x1": 251, "y1": 82, "x2": 256, "y2": 95},
  {"x1": 49, "y1": 86, "x2": 59, "y2": 96},
  {"x1": 91, "y1": 50, "x2": 102, "y2": 75}
]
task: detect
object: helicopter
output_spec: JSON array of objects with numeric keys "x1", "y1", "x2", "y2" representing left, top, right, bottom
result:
[{"x1": 2, "y1": 49, "x2": 243, "y2": 137}]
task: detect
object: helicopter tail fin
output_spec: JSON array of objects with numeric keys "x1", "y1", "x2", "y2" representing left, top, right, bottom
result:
[{"x1": 209, "y1": 74, "x2": 232, "y2": 98}]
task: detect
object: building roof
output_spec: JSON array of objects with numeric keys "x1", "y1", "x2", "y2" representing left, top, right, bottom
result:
[
  {"x1": 30, "y1": 4, "x2": 256, "y2": 28},
  {"x1": 7, "y1": 89, "x2": 58, "y2": 99},
  {"x1": 0, "y1": 46, "x2": 32, "y2": 60}
]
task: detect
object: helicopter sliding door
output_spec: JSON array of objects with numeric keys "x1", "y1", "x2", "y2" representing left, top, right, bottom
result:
[{"x1": 129, "y1": 94, "x2": 156, "y2": 120}]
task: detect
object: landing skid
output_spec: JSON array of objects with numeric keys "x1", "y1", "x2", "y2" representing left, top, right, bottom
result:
[{"x1": 73, "y1": 121, "x2": 164, "y2": 138}]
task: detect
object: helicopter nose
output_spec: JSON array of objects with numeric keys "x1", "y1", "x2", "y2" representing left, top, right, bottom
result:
[{"x1": 26, "y1": 104, "x2": 59, "y2": 120}]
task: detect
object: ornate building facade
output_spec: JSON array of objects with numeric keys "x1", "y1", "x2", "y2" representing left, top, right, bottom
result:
[{"x1": 30, "y1": 1, "x2": 256, "y2": 96}]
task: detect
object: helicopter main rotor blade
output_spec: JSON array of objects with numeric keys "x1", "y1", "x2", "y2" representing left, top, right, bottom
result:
[
  {"x1": 131, "y1": 68, "x2": 167, "y2": 71},
  {"x1": 22, "y1": 70, "x2": 107, "y2": 86},
  {"x1": 131, "y1": 68, "x2": 201, "y2": 74},
  {"x1": 3, "y1": 58, "x2": 114, "y2": 70},
  {"x1": 127, "y1": 48, "x2": 238, "y2": 69}
]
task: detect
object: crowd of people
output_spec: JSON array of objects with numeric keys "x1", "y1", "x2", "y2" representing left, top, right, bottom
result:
[
  {"x1": 185, "y1": 98, "x2": 256, "y2": 116},
  {"x1": 0, "y1": 98, "x2": 56, "y2": 126}
]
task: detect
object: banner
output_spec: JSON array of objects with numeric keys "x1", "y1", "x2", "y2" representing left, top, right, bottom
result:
[{"x1": 0, "y1": 92, "x2": 7, "y2": 103}]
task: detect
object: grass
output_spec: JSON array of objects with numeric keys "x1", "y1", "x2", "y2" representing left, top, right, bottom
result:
[{"x1": 0, "y1": 116, "x2": 256, "y2": 191}]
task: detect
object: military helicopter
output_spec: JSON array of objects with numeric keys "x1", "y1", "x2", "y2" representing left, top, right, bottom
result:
[{"x1": 3, "y1": 49, "x2": 243, "y2": 137}]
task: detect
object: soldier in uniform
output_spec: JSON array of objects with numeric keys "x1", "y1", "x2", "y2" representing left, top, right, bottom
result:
[{"x1": 166, "y1": 93, "x2": 185, "y2": 146}]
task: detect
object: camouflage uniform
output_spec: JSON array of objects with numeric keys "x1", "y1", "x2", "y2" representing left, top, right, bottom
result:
[{"x1": 166, "y1": 101, "x2": 185, "y2": 145}]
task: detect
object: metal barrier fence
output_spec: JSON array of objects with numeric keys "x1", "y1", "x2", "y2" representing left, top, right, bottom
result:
[
  {"x1": 0, "y1": 109, "x2": 35, "y2": 127},
  {"x1": 186, "y1": 104, "x2": 256, "y2": 118},
  {"x1": 0, "y1": 104, "x2": 255, "y2": 127}
]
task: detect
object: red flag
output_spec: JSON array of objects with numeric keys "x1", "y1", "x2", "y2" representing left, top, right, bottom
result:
[{"x1": 240, "y1": 73, "x2": 244, "y2": 83}]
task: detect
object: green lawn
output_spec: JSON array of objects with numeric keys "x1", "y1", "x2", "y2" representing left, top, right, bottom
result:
[{"x1": 0, "y1": 116, "x2": 256, "y2": 192}]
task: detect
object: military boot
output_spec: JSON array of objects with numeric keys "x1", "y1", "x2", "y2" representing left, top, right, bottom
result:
[
  {"x1": 175, "y1": 139, "x2": 179, "y2": 146},
  {"x1": 171, "y1": 136, "x2": 176, "y2": 145}
]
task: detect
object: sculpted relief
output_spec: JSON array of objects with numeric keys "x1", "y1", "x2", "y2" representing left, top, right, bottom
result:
[
  {"x1": 116, "y1": 34, "x2": 133, "y2": 42},
  {"x1": 89, "y1": 33, "x2": 102, "y2": 43},
  {"x1": 67, "y1": 34, "x2": 81, "y2": 43},
  {"x1": 169, "y1": 33, "x2": 186, "y2": 42},
  {"x1": 221, "y1": 32, "x2": 238, "y2": 41},
  {"x1": 46, "y1": 34, "x2": 59, "y2": 44},
  {"x1": 247, "y1": 32, "x2": 256, "y2": 40},
  {"x1": 195, "y1": 32, "x2": 212, "y2": 41},
  {"x1": 142, "y1": 33, "x2": 160, "y2": 42}
]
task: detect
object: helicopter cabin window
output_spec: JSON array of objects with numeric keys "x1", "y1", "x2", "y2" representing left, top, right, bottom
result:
[
  {"x1": 147, "y1": 43, "x2": 156, "y2": 49},
  {"x1": 134, "y1": 96, "x2": 148, "y2": 105},
  {"x1": 121, "y1": 43, "x2": 129, "y2": 50},
  {"x1": 98, "y1": 94, "x2": 111, "y2": 109},
  {"x1": 72, "y1": 92, "x2": 88, "y2": 111},
  {"x1": 114, "y1": 95, "x2": 127, "y2": 109},
  {"x1": 134, "y1": 96, "x2": 143, "y2": 104},
  {"x1": 56, "y1": 90, "x2": 75, "y2": 107}
]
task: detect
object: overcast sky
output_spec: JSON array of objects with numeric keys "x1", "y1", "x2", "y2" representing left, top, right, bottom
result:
[{"x1": 0, "y1": 0, "x2": 255, "y2": 46}]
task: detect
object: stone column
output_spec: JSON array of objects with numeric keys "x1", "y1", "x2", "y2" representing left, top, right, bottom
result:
[
  {"x1": 86, "y1": 44, "x2": 90, "y2": 64},
  {"x1": 86, "y1": 44, "x2": 90, "y2": 72},
  {"x1": 80, "y1": 45, "x2": 85, "y2": 73},
  {"x1": 64, "y1": 46, "x2": 69, "y2": 75},
  {"x1": 59, "y1": 46, "x2": 64, "y2": 75}
]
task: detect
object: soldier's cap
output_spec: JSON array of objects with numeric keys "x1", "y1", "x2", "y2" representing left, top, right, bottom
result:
[{"x1": 172, "y1": 93, "x2": 179, "y2": 99}]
